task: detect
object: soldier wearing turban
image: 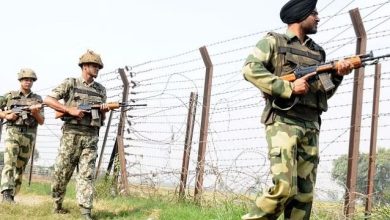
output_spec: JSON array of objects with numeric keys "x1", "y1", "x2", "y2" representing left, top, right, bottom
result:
[{"x1": 241, "y1": 0, "x2": 352, "y2": 219}]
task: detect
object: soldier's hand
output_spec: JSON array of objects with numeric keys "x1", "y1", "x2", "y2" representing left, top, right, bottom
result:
[
  {"x1": 29, "y1": 104, "x2": 42, "y2": 115},
  {"x1": 100, "y1": 103, "x2": 111, "y2": 113},
  {"x1": 5, "y1": 112, "x2": 18, "y2": 121},
  {"x1": 67, "y1": 107, "x2": 87, "y2": 120},
  {"x1": 336, "y1": 59, "x2": 353, "y2": 76},
  {"x1": 291, "y1": 72, "x2": 316, "y2": 95}
]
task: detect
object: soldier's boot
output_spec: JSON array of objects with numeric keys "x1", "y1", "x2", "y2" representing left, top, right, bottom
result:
[
  {"x1": 53, "y1": 203, "x2": 69, "y2": 214},
  {"x1": 2, "y1": 189, "x2": 15, "y2": 203},
  {"x1": 81, "y1": 207, "x2": 93, "y2": 220}
]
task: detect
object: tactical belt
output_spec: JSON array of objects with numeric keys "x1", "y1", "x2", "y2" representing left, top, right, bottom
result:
[
  {"x1": 62, "y1": 123, "x2": 99, "y2": 135},
  {"x1": 7, "y1": 125, "x2": 37, "y2": 133},
  {"x1": 274, "y1": 104, "x2": 321, "y2": 122}
]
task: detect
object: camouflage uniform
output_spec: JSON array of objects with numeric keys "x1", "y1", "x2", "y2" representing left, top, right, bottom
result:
[
  {"x1": 241, "y1": 31, "x2": 343, "y2": 220},
  {"x1": 50, "y1": 77, "x2": 106, "y2": 213},
  {"x1": 0, "y1": 91, "x2": 44, "y2": 196}
]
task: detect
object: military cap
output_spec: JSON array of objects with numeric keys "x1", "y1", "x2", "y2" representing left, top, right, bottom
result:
[
  {"x1": 79, "y1": 50, "x2": 104, "y2": 69},
  {"x1": 18, "y1": 68, "x2": 38, "y2": 81},
  {"x1": 280, "y1": 0, "x2": 318, "y2": 24}
]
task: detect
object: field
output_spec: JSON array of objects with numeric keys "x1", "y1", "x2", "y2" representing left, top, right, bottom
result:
[
  {"x1": 0, "y1": 179, "x2": 389, "y2": 220},
  {"x1": 0, "y1": 180, "x2": 245, "y2": 220}
]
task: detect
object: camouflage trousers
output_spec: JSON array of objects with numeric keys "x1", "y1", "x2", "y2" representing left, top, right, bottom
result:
[
  {"x1": 242, "y1": 116, "x2": 320, "y2": 220},
  {"x1": 52, "y1": 131, "x2": 98, "y2": 210},
  {"x1": 1, "y1": 126, "x2": 37, "y2": 196}
]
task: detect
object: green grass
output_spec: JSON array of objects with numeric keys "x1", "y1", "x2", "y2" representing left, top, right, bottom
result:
[
  {"x1": 0, "y1": 181, "x2": 246, "y2": 220},
  {"x1": 2, "y1": 180, "x2": 389, "y2": 220}
]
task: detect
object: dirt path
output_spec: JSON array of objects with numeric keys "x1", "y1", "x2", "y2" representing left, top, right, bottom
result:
[{"x1": 14, "y1": 194, "x2": 50, "y2": 206}]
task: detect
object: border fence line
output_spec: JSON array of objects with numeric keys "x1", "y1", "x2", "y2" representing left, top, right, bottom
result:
[{"x1": 1, "y1": 1, "x2": 390, "y2": 218}]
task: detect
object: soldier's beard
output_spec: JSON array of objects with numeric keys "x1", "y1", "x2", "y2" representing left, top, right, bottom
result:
[
  {"x1": 309, "y1": 26, "x2": 318, "y2": 35},
  {"x1": 304, "y1": 25, "x2": 317, "y2": 35}
]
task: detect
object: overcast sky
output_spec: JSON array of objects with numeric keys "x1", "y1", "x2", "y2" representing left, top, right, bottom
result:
[
  {"x1": 0, "y1": 0, "x2": 285, "y2": 93},
  {"x1": 2, "y1": 0, "x2": 388, "y2": 93}
]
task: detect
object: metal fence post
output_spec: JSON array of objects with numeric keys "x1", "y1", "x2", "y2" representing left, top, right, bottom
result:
[
  {"x1": 365, "y1": 63, "x2": 381, "y2": 216},
  {"x1": 179, "y1": 92, "x2": 198, "y2": 199},
  {"x1": 116, "y1": 68, "x2": 130, "y2": 194},
  {"x1": 106, "y1": 68, "x2": 130, "y2": 194},
  {"x1": 194, "y1": 46, "x2": 213, "y2": 202},
  {"x1": 345, "y1": 8, "x2": 367, "y2": 217}
]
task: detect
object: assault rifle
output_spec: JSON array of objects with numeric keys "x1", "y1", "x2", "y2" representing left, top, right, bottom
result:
[
  {"x1": 3, "y1": 103, "x2": 45, "y2": 113},
  {"x1": 280, "y1": 51, "x2": 390, "y2": 92},
  {"x1": 1, "y1": 103, "x2": 45, "y2": 121},
  {"x1": 55, "y1": 102, "x2": 147, "y2": 119},
  {"x1": 273, "y1": 52, "x2": 390, "y2": 110}
]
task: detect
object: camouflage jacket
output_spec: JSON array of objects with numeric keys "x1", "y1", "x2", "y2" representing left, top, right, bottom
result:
[
  {"x1": 243, "y1": 30, "x2": 343, "y2": 124},
  {"x1": 49, "y1": 77, "x2": 107, "y2": 129},
  {"x1": 1, "y1": 90, "x2": 44, "y2": 128},
  {"x1": 243, "y1": 30, "x2": 343, "y2": 99}
]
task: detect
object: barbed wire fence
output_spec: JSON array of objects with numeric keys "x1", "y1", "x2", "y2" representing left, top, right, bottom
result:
[
  {"x1": 0, "y1": 0, "x2": 389, "y2": 218},
  {"x1": 120, "y1": 1, "x2": 390, "y2": 218}
]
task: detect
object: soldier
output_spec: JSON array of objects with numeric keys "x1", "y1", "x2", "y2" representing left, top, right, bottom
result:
[
  {"x1": 241, "y1": 0, "x2": 352, "y2": 219},
  {"x1": 44, "y1": 50, "x2": 110, "y2": 220},
  {"x1": 0, "y1": 68, "x2": 45, "y2": 203}
]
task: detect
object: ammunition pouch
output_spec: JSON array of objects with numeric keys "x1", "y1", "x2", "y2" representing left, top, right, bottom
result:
[
  {"x1": 65, "y1": 78, "x2": 105, "y2": 127},
  {"x1": 261, "y1": 99, "x2": 276, "y2": 125},
  {"x1": 262, "y1": 96, "x2": 322, "y2": 125}
]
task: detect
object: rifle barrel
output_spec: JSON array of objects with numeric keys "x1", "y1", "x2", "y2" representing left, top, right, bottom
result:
[
  {"x1": 120, "y1": 103, "x2": 147, "y2": 107},
  {"x1": 362, "y1": 53, "x2": 390, "y2": 62}
]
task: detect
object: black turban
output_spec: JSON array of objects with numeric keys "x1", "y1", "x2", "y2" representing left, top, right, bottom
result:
[{"x1": 280, "y1": 0, "x2": 318, "y2": 24}]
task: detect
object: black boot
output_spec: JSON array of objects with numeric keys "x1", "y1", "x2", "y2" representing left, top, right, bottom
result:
[
  {"x1": 2, "y1": 189, "x2": 15, "y2": 203},
  {"x1": 53, "y1": 203, "x2": 69, "y2": 214}
]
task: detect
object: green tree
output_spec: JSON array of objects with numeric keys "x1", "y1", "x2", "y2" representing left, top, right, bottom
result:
[{"x1": 331, "y1": 148, "x2": 390, "y2": 204}]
